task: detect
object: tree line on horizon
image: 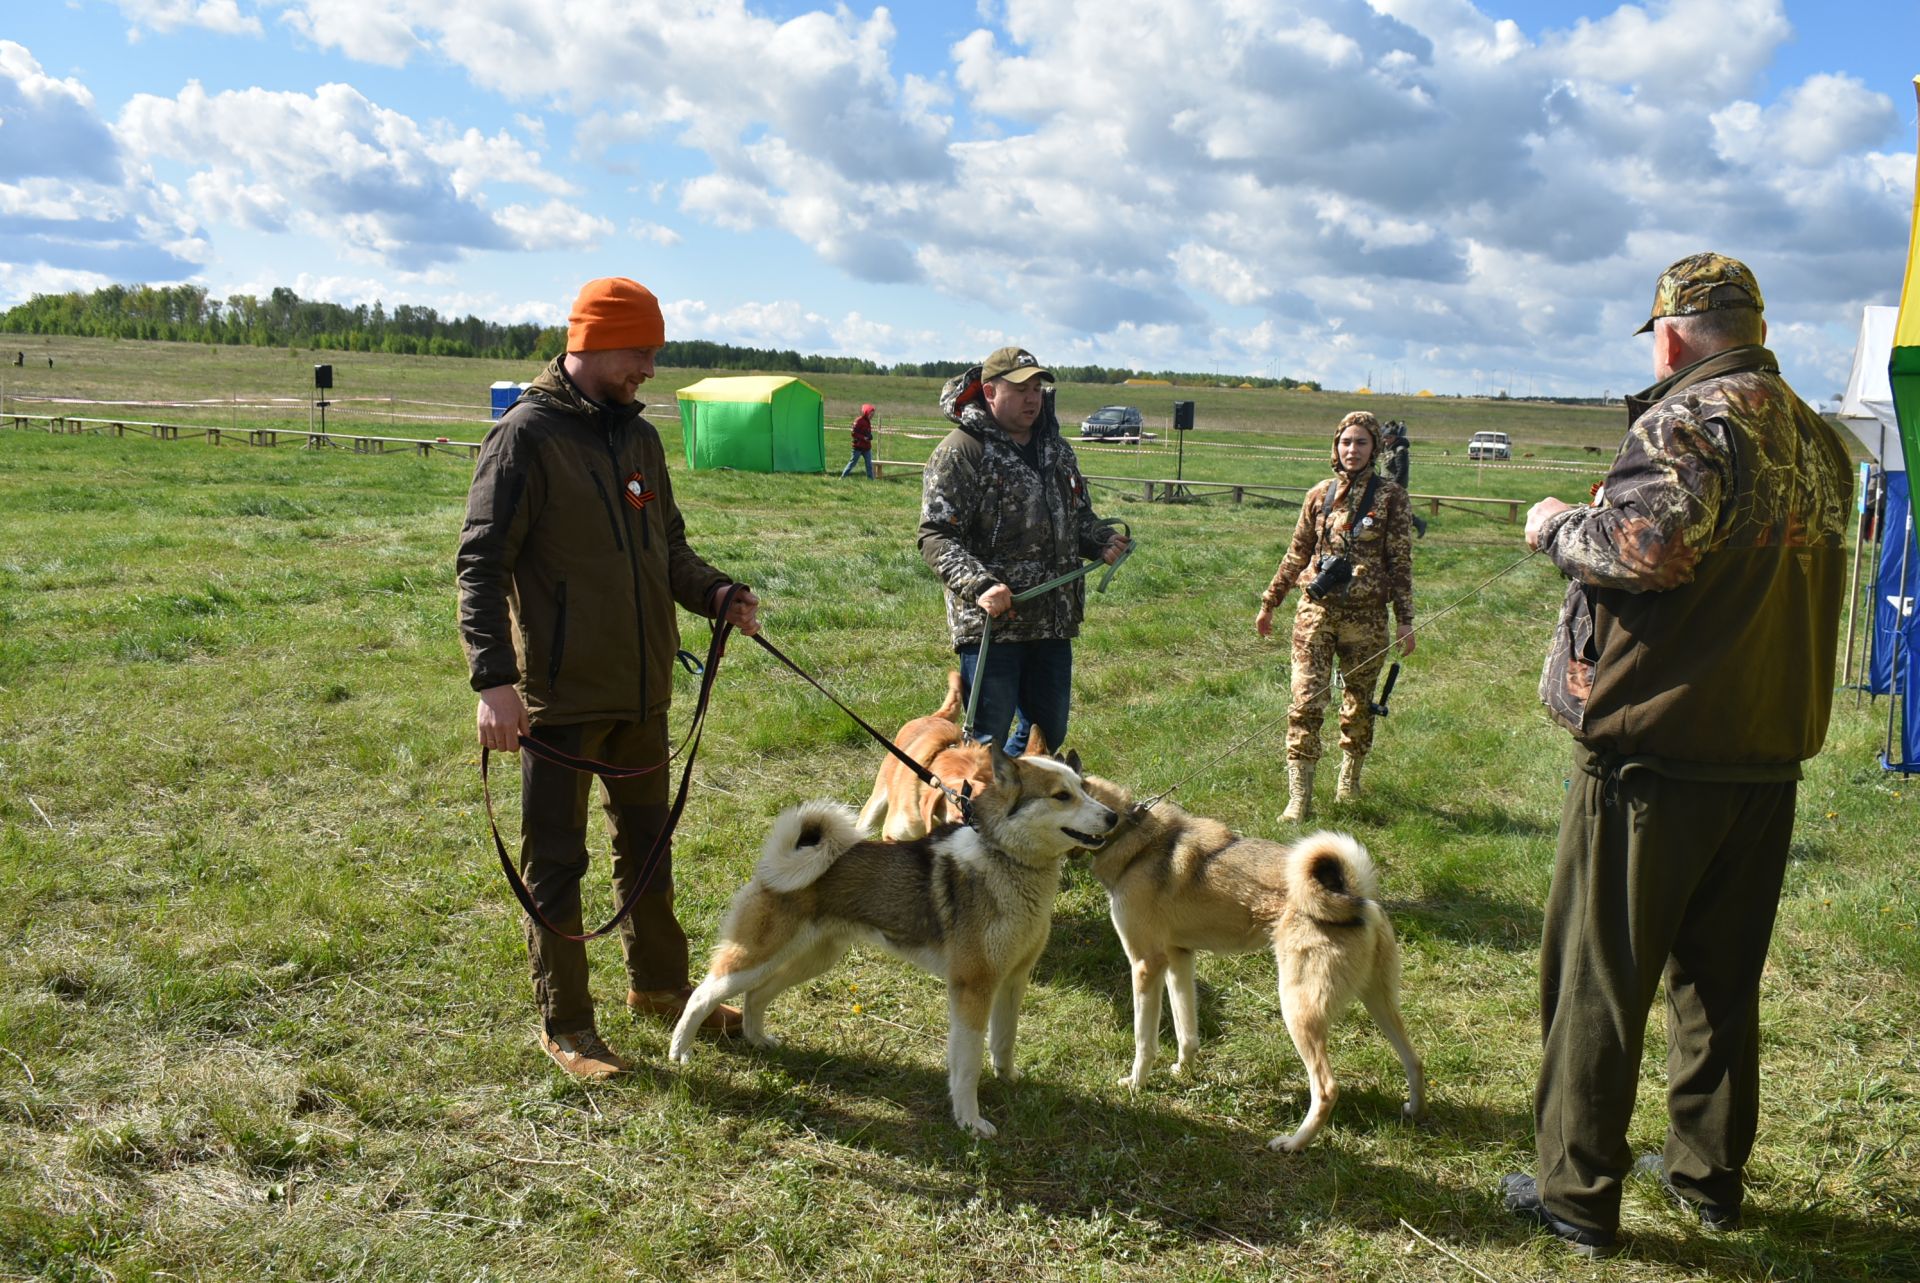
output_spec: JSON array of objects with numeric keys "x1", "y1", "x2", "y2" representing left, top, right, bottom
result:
[{"x1": 0, "y1": 282, "x2": 1322, "y2": 390}]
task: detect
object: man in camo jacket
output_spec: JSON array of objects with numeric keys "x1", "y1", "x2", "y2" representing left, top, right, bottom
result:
[
  {"x1": 1500, "y1": 254, "x2": 1852, "y2": 1257},
  {"x1": 918, "y1": 346, "x2": 1128, "y2": 752}
]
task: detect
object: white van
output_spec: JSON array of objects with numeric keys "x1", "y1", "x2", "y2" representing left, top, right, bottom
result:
[{"x1": 1467, "y1": 430, "x2": 1511, "y2": 461}]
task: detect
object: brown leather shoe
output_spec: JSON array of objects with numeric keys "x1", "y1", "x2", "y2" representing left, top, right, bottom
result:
[
  {"x1": 627, "y1": 986, "x2": 742, "y2": 1035},
  {"x1": 540, "y1": 1028, "x2": 629, "y2": 1080}
]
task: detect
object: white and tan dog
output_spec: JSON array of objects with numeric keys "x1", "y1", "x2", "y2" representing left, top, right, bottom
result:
[
  {"x1": 672, "y1": 748, "x2": 1118, "y2": 1136},
  {"x1": 1081, "y1": 775, "x2": 1425, "y2": 1152}
]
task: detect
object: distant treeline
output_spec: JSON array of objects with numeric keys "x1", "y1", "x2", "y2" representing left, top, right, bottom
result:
[{"x1": 0, "y1": 283, "x2": 1321, "y2": 389}]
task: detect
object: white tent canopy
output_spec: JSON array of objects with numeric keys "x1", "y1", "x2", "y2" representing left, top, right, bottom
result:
[{"x1": 1839, "y1": 305, "x2": 1904, "y2": 471}]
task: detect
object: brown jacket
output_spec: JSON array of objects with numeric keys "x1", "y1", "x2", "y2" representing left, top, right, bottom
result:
[
  {"x1": 1536, "y1": 345, "x2": 1851, "y2": 773},
  {"x1": 456, "y1": 357, "x2": 734, "y2": 724}
]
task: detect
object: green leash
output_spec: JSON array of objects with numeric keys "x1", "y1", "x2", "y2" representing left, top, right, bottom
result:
[{"x1": 963, "y1": 532, "x2": 1135, "y2": 740}]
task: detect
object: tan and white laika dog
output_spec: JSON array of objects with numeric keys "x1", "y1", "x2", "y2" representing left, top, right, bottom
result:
[
  {"x1": 1080, "y1": 775, "x2": 1425, "y2": 1153},
  {"x1": 672, "y1": 747, "x2": 1118, "y2": 1137}
]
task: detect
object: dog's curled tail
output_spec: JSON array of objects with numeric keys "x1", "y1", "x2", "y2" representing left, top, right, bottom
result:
[
  {"x1": 1284, "y1": 830, "x2": 1381, "y2": 924},
  {"x1": 754, "y1": 801, "x2": 864, "y2": 893}
]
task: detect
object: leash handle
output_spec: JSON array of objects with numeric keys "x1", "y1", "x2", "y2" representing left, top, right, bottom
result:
[
  {"x1": 963, "y1": 541, "x2": 1137, "y2": 740},
  {"x1": 481, "y1": 584, "x2": 747, "y2": 943}
]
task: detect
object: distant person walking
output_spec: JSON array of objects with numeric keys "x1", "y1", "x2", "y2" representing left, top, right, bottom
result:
[
  {"x1": 457, "y1": 275, "x2": 763, "y2": 1082},
  {"x1": 1500, "y1": 254, "x2": 1852, "y2": 1257},
  {"x1": 840, "y1": 402, "x2": 876, "y2": 478}
]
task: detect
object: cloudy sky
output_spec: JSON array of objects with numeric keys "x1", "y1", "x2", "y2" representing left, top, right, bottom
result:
[{"x1": 3, "y1": 0, "x2": 1915, "y2": 398}]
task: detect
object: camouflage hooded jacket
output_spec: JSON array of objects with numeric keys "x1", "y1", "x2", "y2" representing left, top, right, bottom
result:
[
  {"x1": 1262, "y1": 425, "x2": 1415, "y2": 626},
  {"x1": 1535, "y1": 345, "x2": 1851, "y2": 772},
  {"x1": 917, "y1": 371, "x2": 1117, "y2": 648}
]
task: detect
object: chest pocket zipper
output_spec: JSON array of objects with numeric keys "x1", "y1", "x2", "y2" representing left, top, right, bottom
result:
[{"x1": 589, "y1": 472, "x2": 626, "y2": 552}]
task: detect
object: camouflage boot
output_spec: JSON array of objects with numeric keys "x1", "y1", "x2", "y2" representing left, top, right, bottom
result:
[
  {"x1": 1336, "y1": 752, "x2": 1365, "y2": 802},
  {"x1": 1280, "y1": 761, "x2": 1315, "y2": 823}
]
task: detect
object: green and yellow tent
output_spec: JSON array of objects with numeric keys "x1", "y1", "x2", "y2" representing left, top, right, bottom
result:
[
  {"x1": 1894, "y1": 76, "x2": 1920, "y2": 481},
  {"x1": 674, "y1": 375, "x2": 826, "y2": 473},
  {"x1": 1880, "y1": 74, "x2": 1920, "y2": 770}
]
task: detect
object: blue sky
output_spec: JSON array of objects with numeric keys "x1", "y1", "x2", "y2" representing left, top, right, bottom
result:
[{"x1": 2, "y1": 0, "x2": 1915, "y2": 398}]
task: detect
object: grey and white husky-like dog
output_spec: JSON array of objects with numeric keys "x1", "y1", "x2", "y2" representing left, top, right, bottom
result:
[{"x1": 671, "y1": 747, "x2": 1118, "y2": 1137}]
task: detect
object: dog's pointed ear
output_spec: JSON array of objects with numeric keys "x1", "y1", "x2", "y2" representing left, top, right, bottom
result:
[
  {"x1": 989, "y1": 740, "x2": 1018, "y2": 788},
  {"x1": 1059, "y1": 748, "x2": 1082, "y2": 775}
]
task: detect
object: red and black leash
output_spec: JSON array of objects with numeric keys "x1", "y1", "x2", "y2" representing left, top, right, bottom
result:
[
  {"x1": 480, "y1": 587, "x2": 744, "y2": 943},
  {"x1": 481, "y1": 587, "x2": 971, "y2": 942}
]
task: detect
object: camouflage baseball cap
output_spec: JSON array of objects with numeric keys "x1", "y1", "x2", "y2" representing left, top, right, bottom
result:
[
  {"x1": 1634, "y1": 252, "x2": 1764, "y2": 335},
  {"x1": 981, "y1": 345, "x2": 1054, "y2": 384}
]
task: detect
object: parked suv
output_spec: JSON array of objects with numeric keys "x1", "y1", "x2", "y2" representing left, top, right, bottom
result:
[
  {"x1": 1080, "y1": 406, "x2": 1144, "y2": 440},
  {"x1": 1467, "y1": 430, "x2": 1511, "y2": 461}
]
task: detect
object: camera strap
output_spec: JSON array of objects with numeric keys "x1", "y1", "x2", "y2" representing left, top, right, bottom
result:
[{"x1": 1320, "y1": 472, "x2": 1381, "y2": 556}]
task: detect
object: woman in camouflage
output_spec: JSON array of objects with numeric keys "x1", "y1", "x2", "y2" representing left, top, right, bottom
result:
[{"x1": 1255, "y1": 410, "x2": 1416, "y2": 822}]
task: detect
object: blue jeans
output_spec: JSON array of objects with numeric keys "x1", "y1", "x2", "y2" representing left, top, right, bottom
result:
[
  {"x1": 957, "y1": 638, "x2": 1072, "y2": 754},
  {"x1": 839, "y1": 448, "x2": 873, "y2": 479}
]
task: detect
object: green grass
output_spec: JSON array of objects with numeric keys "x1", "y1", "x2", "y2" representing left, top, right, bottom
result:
[{"x1": 0, "y1": 345, "x2": 1914, "y2": 1282}]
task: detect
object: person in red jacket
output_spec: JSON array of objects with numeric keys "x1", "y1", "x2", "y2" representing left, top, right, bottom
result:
[{"x1": 840, "y1": 402, "x2": 875, "y2": 478}]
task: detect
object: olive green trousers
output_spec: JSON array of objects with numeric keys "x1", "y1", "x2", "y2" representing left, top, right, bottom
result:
[
  {"x1": 519, "y1": 716, "x2": 690, "y2": 1036},
  {"x1": 1533, "y1": 744, "x2": 1796, "y2": 1234}
]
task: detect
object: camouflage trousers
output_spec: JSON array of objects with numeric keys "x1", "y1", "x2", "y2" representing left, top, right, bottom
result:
[{"x1": 1287, "y1": 600, "x2": 1391, "y2": 762}]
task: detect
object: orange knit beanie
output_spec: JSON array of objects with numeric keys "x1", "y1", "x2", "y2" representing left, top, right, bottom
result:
[{"x1": 566, "y1": 277, "x2": 665, "y2": 352}]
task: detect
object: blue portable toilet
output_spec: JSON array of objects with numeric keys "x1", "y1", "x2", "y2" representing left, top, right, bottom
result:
[{"x1": 490, "y1": 381, "x2": 531, "y2": 419}]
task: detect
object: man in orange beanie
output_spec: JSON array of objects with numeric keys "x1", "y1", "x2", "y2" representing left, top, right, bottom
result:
[{"x1": 458, "y1": 276, "x2": 763, "y2": 1080}]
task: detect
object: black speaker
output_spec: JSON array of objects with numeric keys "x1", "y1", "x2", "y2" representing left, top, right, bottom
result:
[
  {"x1": 1172, "y1": 400, "x2": 1195, "y2": 431},
  {"x1": 314, "y1": 363, "x2": 333, "y2": 390}
]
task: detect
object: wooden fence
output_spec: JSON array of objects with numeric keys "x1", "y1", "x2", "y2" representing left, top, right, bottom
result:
[{"x1": 6, "y1": 413, "x2": 1527, "y2": 523}]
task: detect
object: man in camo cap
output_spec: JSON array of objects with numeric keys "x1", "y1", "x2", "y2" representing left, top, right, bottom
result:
[
  {"x1": 1499, "y1": 254, "x2": 1852, "y2": 1255},
  {"x1": 918, "y1": 346, "x2": 1128, "y2": 752}
]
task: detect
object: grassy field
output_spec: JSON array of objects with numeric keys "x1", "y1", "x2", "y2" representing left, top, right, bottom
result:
[{"x1": 0, "y1": 341, "x2": 1915, "y2": 1282}]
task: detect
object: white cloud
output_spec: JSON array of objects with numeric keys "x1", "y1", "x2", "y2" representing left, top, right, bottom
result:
[
  {"x1": 277, "y1": 0, "x2": 425, "y2": 65},
  {"x1": 494, "y1": 199, "x2": 613, "y2": 250},
  {"x1": 116, "y1": 80, "x2": 598, "y2": 268},
  {"x1": 1712, "y1": 73, "x2": 1895, "y2": 169},
  {"x1": 628, "y1": 220, "x2": 682, "y2": 246},
  {"x1": 0, "y1": 40, "x2": 121, "y2": 184},
  {"x1": 0, "y1": 42, "x2": 205, "y2": 292},
  {"x1": 111, "y1": 0, "x2": 262, "y2": 38}
]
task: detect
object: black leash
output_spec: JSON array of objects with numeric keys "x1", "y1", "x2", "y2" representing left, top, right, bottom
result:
[
  {"x1": 480, "y1": 586, "x2": 746, "y2": 943},
  {"x1": 745, "y1": 631, "x2": 976, "y2": 823}
]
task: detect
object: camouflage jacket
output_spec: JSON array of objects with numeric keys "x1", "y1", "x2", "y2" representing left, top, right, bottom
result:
[
  {"x1": 917, "y1": 373, "x2": 1116, "y2": 648},
  {"x1": 1263, "y1": 472, "x2": 1415, "y2": 626},
  {"x1": 1535, "y1": 345, "x2": 1851, "y2": 771}
]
